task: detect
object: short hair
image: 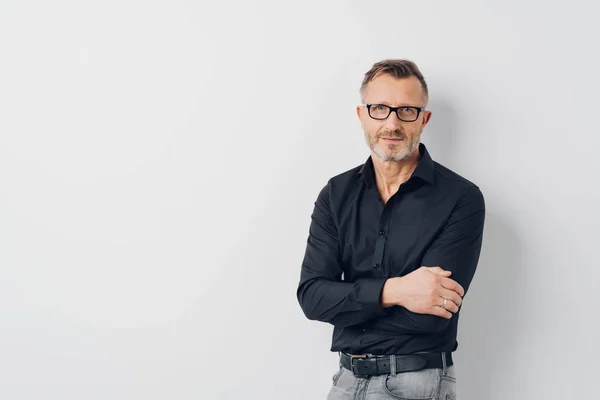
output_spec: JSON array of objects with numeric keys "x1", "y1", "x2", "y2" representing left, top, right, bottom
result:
[{"x1": 360, "y1": 59, "x2": 429, "y2": 103}]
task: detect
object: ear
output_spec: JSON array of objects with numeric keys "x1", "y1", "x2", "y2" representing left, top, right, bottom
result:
[
  {"x1": 356, "y1": 105, "x2": 366, "y2": 130},
  {"x1": 421, "y1": 110, "x2": 432, "y2": 128}
]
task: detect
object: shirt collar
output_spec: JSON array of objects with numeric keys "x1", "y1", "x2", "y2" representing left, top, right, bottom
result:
[{"x1": 358, "y1": 142, "x2": 435, "y2": 187}]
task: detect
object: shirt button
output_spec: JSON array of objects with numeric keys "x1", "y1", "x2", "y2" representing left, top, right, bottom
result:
[{"x1": 373, "y1": 264, "x2": 380, "y2": 269}]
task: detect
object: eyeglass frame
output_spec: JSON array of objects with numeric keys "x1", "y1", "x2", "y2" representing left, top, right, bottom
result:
[{"x1": 360, "y1": 103, "x2": 426, "y2": 122}]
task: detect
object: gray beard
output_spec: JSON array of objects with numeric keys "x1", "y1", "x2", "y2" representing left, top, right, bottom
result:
[{"x1": 367, "y1": 135, "x2": 420, "y2": 162}]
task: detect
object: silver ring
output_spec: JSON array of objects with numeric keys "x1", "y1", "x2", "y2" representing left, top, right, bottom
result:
[{"x1": 442, "y1": 298, "x2": 447, "y2": 309}]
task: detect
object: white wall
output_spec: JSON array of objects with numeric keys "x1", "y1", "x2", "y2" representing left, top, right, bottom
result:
[{"x1": 1, "y1": 1, "x2": 598, "y2": 399}]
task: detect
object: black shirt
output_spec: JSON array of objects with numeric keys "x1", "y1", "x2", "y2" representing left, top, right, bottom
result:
[{"x1": 296, "y1": 143, "x2": 485, "y2": 355}]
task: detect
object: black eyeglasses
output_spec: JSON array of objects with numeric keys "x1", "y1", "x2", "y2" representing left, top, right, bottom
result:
[{"x1": 361, "y1": 104, "x2": 426, "y2": 122}]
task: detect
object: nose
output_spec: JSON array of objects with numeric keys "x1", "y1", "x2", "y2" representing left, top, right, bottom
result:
[{"x1": 384, "y1": 110, "x2": 403, "y2": 130}]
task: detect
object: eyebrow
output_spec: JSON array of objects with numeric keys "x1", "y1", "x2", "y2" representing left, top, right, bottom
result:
[{"x1": 367, "y1": 102, "x2": 422, "y2": 107}]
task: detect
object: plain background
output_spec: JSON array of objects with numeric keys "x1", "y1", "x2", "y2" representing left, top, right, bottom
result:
[{"x1": 1, "y1": 1, "x2": 598, "y2": 399}]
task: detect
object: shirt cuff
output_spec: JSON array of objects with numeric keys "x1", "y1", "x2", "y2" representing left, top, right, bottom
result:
[{"x1": 359, "y1": 278, "x2": 389, "y2": 316}]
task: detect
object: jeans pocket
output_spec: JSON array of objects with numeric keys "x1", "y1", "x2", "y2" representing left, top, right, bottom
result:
[
  {"x1": 439, "y1": 368, "x2": 457, "y2": 400},
  {"x1": 332, "y1": 366, "x2": 344, "y2": 386},
  {"x1": 382, "y1": 368, "x2": 440, "y2": 400},
  {"x1": 442, "y1": 365, "x2": 457, "y2": 382}
]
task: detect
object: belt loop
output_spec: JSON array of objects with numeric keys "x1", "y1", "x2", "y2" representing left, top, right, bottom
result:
[
  {"x1": 441, "y1": 352, "x2": 447, "y2": 376},
  {"x1": 390, "y1": 355, "x2": 396, "y2": 377}
]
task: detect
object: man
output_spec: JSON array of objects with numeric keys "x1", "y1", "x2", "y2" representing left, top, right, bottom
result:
[{"x1": 296, "y1": 59, "x2": 485, "y2": 400}]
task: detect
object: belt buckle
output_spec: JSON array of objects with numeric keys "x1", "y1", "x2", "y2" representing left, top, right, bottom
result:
[{"x1": 350, "y1": 354, "x2": 367, "y2": 376}]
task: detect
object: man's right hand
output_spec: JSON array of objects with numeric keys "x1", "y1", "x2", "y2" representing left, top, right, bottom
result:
[{"x1": 380, "y1": 266, "x2": 465, "y2": 319}]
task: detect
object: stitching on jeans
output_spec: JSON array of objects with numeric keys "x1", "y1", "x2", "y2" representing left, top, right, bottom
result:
[
  {"x1": 361, "y1": 376, "x2": 370, "y2": 400},
  {"x1": 431, "y1": 368, "x2": 443, "y2": 400},
  {"x1": 354, "y1": 375, "x2": 362, "y2": 400}
]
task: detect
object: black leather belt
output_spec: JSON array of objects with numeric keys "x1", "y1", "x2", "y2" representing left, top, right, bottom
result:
[{"x1": 340, "y1": 351, "x2": 453, "y2": 377}]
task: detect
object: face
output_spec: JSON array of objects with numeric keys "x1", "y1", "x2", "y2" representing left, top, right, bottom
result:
[{"x1": 357, "y1": 74, "x2": 432, "y2": 162}]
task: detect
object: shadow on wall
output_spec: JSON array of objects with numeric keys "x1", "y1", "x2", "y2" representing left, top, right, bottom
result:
[
  {"x1": 455, "y1": 213, "x2": 523, "y2": 400},
  {"x1": 427, "y1": 97, "x2": 524, "y2": 400},
  {"x1": 422, "y1": 94, "x2": 462, "y2": 165}
]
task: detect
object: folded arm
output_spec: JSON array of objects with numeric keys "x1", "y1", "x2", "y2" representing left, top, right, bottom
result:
[
  {"x1": 297, "y1": 183, "x2": 485, "y2": 333},
  {"x1": 384, "y1": 186, "x2": 486, "y2": 333},
  {"x1": 296, "y1": 182, "x2": 389, "y2": 328}
]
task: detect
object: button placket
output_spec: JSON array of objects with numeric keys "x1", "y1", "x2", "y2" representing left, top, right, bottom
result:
[{"x1": 371, "y1": 200, "x2": 393, "y2": 275}]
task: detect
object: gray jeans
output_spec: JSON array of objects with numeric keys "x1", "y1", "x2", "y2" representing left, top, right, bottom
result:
[{"x1": 327, "y1": 359, "x2": 456, "y2": 400}]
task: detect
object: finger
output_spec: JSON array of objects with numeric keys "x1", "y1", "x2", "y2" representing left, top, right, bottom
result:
[
  {"x1": 427, "y1": 266, "x2": 452, "y2": 276},
  {"x1": 440, "y1": 288, "x2": 463, "y2": 309},
  {"x1": 438, "y1": 296, "x2": 460, "y2": 313},
  {"x1": 440, "y1": 276, "x2": 464, "y2": 297},
  {"x1": 432, "y1": 305, "x2": 453, "y2": 319}
]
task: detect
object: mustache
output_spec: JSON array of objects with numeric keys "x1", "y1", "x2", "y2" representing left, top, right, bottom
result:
[{"x1": 378, "y1": 130, "x2": 405, "y2": 139}]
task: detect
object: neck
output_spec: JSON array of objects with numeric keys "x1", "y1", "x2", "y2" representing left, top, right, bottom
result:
[{"x1": 371, "y1": 149, "x2": 420, "y2": 201}]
